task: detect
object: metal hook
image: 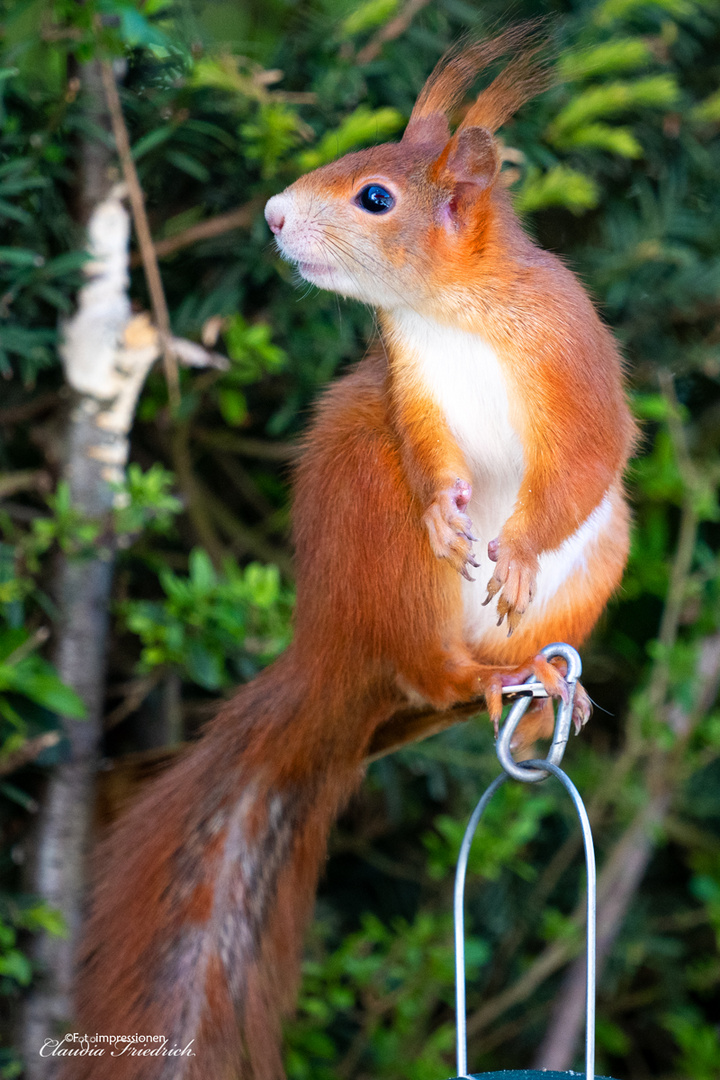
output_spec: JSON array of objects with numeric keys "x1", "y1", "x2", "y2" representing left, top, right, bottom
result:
[
  {"x1": 453, "y1": 644, "x2": 596, "y2": 1080},
  {"x1": 497, "y1": 642, "x2": 582, "y2": 783}
]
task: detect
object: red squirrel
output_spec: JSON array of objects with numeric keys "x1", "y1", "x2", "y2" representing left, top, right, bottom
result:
[{"x1": 67, "y1": 28, "x2": 635, "y2": 1080}]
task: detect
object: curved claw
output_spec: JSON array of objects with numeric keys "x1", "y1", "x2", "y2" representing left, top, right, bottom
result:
[
  {"x1": 482, "y1": 575, "x2": 502, "y2": 607},
  {"x1": 572, "y1": 682, "x2": 592, "y2": 732}
]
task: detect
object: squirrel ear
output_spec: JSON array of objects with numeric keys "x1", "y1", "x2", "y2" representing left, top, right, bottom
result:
[
  {"x1": 402, "y1": 112, "x2": 451, "y2": 151},
  {"x1": 445, "y1": 126, "x2": 499, "y2": 191}
]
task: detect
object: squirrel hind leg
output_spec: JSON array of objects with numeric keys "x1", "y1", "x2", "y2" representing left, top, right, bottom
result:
[
  {"x1": 399, "y1": 648, "x2": 488, "y2": 711},
  {"x1": 486, "y1": 654, "x2": 592, "y2": 744}
]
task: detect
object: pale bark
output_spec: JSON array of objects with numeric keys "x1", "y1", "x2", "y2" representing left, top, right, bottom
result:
[{"x1": 21, "y1": 169, "x2": 148, "y2": 1077}]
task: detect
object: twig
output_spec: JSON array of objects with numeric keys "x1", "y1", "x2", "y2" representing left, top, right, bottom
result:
[
  {"x1": 0, "y1": 392, "x2": 61, "y2": 427},
  {"x1": 192, "y1": 427, "x2": 299, "y2": 461},
  {"x1": 356, "y1": 0, "x2": 432, "y2": 64},
  {"x1": 132, "y1": 199, "x2": 263, "y2": 264},
  {"x1": 0, "y1": 732, "x2": 61, "y2": 779},
  {"x1": 200, "y1": 483, "x2": 294, "y2": 577},
  {"x1": 170, "y1": 424, "x2": 226, "y2": 566},
  {"x1": 0, "y1": 470, "x2": 52, "y2": 499},
  {"x1": 100, "y1": 61, "x2": 180, "y2": 409},
  {"x1": 467, "y1": 936, "x2": 575, "y2": 1039},
  {"x1": 212, "y1": 452, "x2": 276, "y2": 519},
  {"x1": 4, "y1": 627, "x2": 50, "y2": 667},
  {"x1": 104, "y1": 671, "x2": 163, "y2": 731}
]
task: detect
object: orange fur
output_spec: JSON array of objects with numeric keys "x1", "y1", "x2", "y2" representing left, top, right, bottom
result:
[{"x1": 69, "y1": 30, "x2": 636, "y2": 1080}]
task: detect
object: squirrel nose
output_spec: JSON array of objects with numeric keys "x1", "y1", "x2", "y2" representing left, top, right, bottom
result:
[{"x1": 264, "y1": 196, "x2": 286, "y2": 235}]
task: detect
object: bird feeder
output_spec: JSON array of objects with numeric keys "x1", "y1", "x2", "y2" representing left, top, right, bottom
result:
[{"x1": 447, "y1": 643, "x2": 619, "y2": 1080}]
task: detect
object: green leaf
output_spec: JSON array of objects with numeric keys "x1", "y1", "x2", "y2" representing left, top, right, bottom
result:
[
  {"x1": 132, "y1": 125, "x2": 175, "y2": 161},
  {"x1": 558, "y1": 38, "x2": 653, "y2": 81},
  {"x1": 0, "y1": 199, "x2": 32, "y2": 225},
  {"x1": 98, "y1": 0, "x2": 168, "y2": 49},
  {"x1": 0, "y1": 949, "x2": 32, "y2": 985},
  {"x1": 165, "y1": 150, "x2": 210, "y2": 183},
  {"x1": 595, "y1": 0, "x2": 697, "y2": 24},
  {"x1": 515, "y1": 165, "x2": 600, "y2": 214},
  {"x1": 0, "y1": 248, "x2": 44, "y2": 268},
  {"x1": 341, "y1": 0, "x2": 400, "y2": 38},
  {"x1": 552, "y1": 122, "x2": 643, "y2": 158},
  {"x1": 297, "y1": 106, "x2": 405, "y2": 171},
  {"x1": 188, "y1": 548, "x2": 218, "y2": 593},
  {"x1": 0, "y1": 781, "x2": 38, "y2": 811},
  {"x1": 21, "y1": 904, "x2": 67, "y2": 937},
  {"x1": 185, "y1": 640, "x2": 224, "y2": 690},
  {"x1": 0, "y1": 628, "x2": 29, "y2": 664},
  {"x1": 550, "y1": 76, "x2": 680, "y2": 136},
  {"x1": 8, "y1": 658, "x2": 86, "y2": 718},
  {"x1": 691, "y1": 89, "x2": 720, "y2": 123},
  {"x1": 632, "y1": 392, "x2": 672, "y2": 421},
  {"x1": 218, "y1": 387, "x2": 248, "y2": 427}
]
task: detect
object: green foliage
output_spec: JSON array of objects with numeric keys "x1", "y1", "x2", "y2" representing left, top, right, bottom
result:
[
  {"x1": 28, "y1": 482, "x2": 101, "y2": 561},
  {"x1": 423, "y1": 786, "x2": 554, "y2": 882},
  {"x1": 664, "y1": 1009, "x2": 720, "y2": 1079},
  {"x1": 0, "y1": 898, "x2": 65, "y2": 991},
  {"x1": 121, "y1": 550, "x2": 293, "y2": 689},
  {"x1": 0, "y1": 897, "x2": 65, "y2": 1076},
  {"x1": 113, "y1": 463, "x2": 183, "y2": 538},
  {"x1": 557, "y1": 37, "x2": 653, "y2": 80},
  {"x1": 341, "y1": 0, "x2": 401, "y2": 39},
  {"x1": 515, "y1": 165, "x2": 600, "y2": 214},
  {"x1": 296, "y1": 106, "x2": 405, "y2": 171},
  {"x1": 549, "y1": 75, "x2": 679, "y2": 137},
  {"x1": 218, "y1": 315, "x2": 287, "y2": 427},
  {"x1": 0, "y1": 629, "x2": 85, "y2": 739},
  {"x1": 287, "y1": 911, "x2": 487, "y2": 1080}
]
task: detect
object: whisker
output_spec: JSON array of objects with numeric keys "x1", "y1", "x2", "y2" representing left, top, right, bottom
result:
[
  {"x1": 315, "y1": 221, "x2": 436, "y2": 301},
  {"x1": 319, "y1": 235, "x2": 427, "y2": 316}
]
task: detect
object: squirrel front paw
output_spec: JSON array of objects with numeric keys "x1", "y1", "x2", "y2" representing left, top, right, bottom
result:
[
  {"x1": 423, "y1": 479, "x2": 479, "y2": 581},
  {"x1": 483, "y1": 537, "x2": 538, "y2": 634}
]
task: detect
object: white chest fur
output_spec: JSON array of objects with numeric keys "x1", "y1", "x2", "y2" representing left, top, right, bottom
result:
[
  {"x1": 388, "y1": 311, "x2": 524, "y2": 640},
  {"x1": 387, "y1": 310, "x2": 611, "y2": 647}
]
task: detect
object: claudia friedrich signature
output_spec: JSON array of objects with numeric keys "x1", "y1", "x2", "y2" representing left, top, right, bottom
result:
[{"x1": 40, "y1": 1034, "x2": 196, "y2": 1059}]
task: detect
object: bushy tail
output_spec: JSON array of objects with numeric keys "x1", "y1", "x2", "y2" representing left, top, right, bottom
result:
[{"x1": 66, "y1": 650, "x2": 375, "y2": 1080}]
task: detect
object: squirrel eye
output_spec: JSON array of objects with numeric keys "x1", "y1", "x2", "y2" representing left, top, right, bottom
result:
[{"x1": 356, "y1": 184, "x2": 395, "y2": 214}]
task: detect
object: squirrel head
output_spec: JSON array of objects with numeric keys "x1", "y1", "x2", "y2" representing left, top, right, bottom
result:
[{"x1": 265, "y1": 24, "x2": 551, "y2": 314}]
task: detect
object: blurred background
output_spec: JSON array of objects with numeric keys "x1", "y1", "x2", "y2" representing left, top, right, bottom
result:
[{"x1": 1, "y1": 0, "x2": 720, "y2": 1077}]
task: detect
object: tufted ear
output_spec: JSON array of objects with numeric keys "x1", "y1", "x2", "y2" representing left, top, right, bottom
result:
[
  {"x1": 445, "y1": 126, "x2": 499, "y2": 191},
  {"x1": 402, "y1": 112, "x2": 450, "y2": 152}
]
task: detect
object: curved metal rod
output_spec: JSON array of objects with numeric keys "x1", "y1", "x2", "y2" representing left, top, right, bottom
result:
[
  {"x1": 523, "y1": 760, "x2": 596, "y2": 1079},
  {"x1": 497, "y1": 642, "x2": 582, "y2": 783},
  {"x1": 454, "y1": 760, "x2": 596, "y2": 1080},
  {"x1": 454, "y1": 772, "x2": 507, "y2": 1079}
]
